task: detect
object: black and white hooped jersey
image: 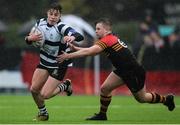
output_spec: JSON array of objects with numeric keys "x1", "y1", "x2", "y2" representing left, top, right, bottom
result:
[{"x1": 34, "y1": 18, "x2": 83, "y2": 68}]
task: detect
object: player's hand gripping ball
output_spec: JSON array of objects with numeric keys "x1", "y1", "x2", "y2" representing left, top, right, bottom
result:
[{"x1": 30, "y1": 26, "x2": 45, "y2": 48}]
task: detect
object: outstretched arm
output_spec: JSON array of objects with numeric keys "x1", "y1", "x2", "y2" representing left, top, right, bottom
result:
[
  {"x1": 63, "y1": 29, "x2": 84, "y2": 43},
  {"x1": 56, "y1": 44, "x2": 103, "y2": 63},
  {"x1": 68, "y1": 43, "x2": 84, "y2": 51}
]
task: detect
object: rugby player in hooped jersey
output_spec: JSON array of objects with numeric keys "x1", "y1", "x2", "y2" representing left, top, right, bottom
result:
[
  {"x1": 25, "y1": 3, "x2": 84, "y2": 121},
  {"x1": 57, "y1": 18, "x2": 175, "y2": 120}
]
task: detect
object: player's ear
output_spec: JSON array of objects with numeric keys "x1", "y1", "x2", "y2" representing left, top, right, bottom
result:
[{"x1": 46, "y1": 10, "x2": 50, "y2": 16}]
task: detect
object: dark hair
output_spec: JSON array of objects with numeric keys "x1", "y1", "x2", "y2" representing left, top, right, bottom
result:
[
  {"x1": 95, "y1": 18, "x2": 112, "y2": 27},
  {"x1": 48, "y1": 2, "x2": 62, "y2": 12}
]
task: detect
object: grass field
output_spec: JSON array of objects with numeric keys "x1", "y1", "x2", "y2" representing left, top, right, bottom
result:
[{"x1": 0, "y1": 94, "x2": 180, "y2": 124}]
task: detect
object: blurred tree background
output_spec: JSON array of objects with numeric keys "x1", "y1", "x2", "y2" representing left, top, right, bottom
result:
[
  {"x1": 0, "y1": 0, "x2": 179, "y2": 48},
  {"x1": 0, "y1": 0, "x2": 164, "y2": 48}
]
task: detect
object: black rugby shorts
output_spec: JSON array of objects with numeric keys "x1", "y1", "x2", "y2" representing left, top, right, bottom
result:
[
  {"x1": 37, "y1": 64, "x2": 68, "y2": 81},
  {"x1": 113, "y1": 66, "x2": 146, "y2": 93}
]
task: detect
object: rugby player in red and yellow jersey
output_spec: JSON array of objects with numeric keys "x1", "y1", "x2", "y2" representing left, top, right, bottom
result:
[{"x1": 57, "y1": 18, "x2": 175, "y2": 120}]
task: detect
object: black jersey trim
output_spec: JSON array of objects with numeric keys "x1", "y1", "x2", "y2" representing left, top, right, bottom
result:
[
  {"x1": 57, "y1": 24, "x2": 65, "y2": 32},
  {"x1": 64, "y1": 27, "x2": 73, "y2": 36},
  {"x1": 40, "y1": 58, "x2": 59, "y2": 67},
  {"x1": 40, "y1": 50, "x2": 57, "y2": 60},
  {"x1": 44, "y1": 40, "x2": 61, "y2": 46}
]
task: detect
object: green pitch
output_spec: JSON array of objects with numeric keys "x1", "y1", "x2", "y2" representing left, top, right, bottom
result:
[{"x1": 0, "y1": 94, "x2": 180, "y2": 124}]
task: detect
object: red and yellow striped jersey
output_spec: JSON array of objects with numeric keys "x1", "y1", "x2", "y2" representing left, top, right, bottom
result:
[{"x1": 95, "y1": 34, "x2": 140, "y2": 72}]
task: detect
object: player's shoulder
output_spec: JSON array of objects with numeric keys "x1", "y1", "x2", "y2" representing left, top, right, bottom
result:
[
  {"x1": 101, "y1": 34, "x2": 118, "y2": 42},
  {"x1": 36, "y1": 18, "x2": 47, "y2": 26},
  {"x1": 57, "y1": 20, "x2": 73, "y2": 28},
  {"x1": 106, "y1": 34, "x2": 118, "y2": 39}
]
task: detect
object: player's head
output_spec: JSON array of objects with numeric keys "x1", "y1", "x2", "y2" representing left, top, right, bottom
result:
[
  {"x1": 47, "y1": 2, "x2": 62, "y2": 25},
  {"x1": 95, "y1": 18, "x2": 112, "y2": 39}
]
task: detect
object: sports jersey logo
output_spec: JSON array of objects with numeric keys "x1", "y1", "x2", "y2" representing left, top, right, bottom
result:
[
  {"x1": 50, "y1": 34, "x2": 53, "y2": 40},
  {"x1": 42, "y1": 44, "x2": 59, "y2": 56},
  {"x1": 52, "y1": 69, "x2": 58, "y2": 77}
]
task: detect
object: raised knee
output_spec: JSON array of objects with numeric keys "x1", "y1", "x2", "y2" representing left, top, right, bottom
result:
[
  {"x1": 30, "y1": 86, "x2": 50, "y2": 99},
  {"x1": 40, "y1": 92, "x2": 51, "y2": 99}
]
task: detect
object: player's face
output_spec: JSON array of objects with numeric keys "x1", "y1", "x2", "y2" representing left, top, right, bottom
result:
[
  {"x1": 95, "y1": 23, "x2": 107, "y2": 39},
  {"x1": 47, "y1": 9, "x2": 61, "y2": 25}
]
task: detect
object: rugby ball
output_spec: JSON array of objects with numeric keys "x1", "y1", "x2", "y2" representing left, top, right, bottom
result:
[{"x1": 30, "y1": 26, "x2": 45, "y2": 48}]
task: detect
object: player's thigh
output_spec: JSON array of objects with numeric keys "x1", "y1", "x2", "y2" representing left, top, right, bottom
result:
[
  {"x1": 102, "y1": 71, "x2": 124, "y2": 92},
  {"x1": 41, "y1": 66, "x2": 67, "y2": 95},
  {"x1": 31, "y1": 68, "x2": 49, "y2": 91},
  {"x1": 41, "y1": 76, "x2": 60, "y2": 96}
]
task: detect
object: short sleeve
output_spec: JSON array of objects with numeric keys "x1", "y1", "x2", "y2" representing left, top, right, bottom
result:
[{"x1": 95, "y1": 40, "x2": 107, "y2": 50}]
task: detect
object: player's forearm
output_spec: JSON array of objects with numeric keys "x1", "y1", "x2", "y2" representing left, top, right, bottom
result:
[
  {"x1": 67, "y1": 48, "x2": 92, "y2": 59},
  {"x1": 73, "y1": 46, "x2": 83, "y2": 51},
  {"x1": 72, "y1": 32, "x2": 84, "y2": 41}
]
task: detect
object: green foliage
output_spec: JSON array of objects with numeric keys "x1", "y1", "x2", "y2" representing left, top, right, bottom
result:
[
  {"x1": 0, "y1": 0, "x2": 48, "y2": 23},
  {"x1": 0, "y1": 95, "x2": 179, "y2": 124},
  {"x1": 58, "y1": 0, "x2": 90, "y2": 16},
  {"x1": 0, "y1": 0, "x2": 140, "y2": 49},
  {"x1": 113, "y1": 21, "x2": 139, "y2": 44},
  {"x1": 3, "y1": 23, "x2": 26, "y2": 48}
]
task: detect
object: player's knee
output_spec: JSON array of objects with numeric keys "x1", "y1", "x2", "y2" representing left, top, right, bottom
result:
[
  {"x1": 40, "y1": 91, "x2": 51, "y2": 99},
  {"x1": 135, "y1": 97, "x2": 146, "y2": 103},
  {"x1": 30, "y1": 86, "x2": 40, "y2": 94},
  {"x1": 100, "y1": 86, "x2": 111, "y2": 95}
]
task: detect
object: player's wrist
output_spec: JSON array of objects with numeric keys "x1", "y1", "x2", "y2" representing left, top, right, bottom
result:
[
  {"x1": 71, "y1": 36, "x2": 75, "y2": 40},
  {"x1": 25, "y1": 36, "x2": 33, "y2": 45}
]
